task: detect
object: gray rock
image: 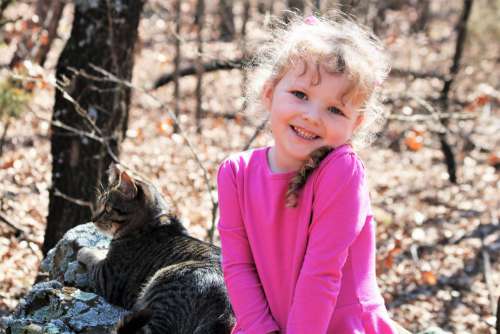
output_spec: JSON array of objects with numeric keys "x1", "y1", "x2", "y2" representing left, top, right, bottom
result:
[
  {"x1": 4, "y1": 223, "x2": 125, "y2": 334},
  {"x1": 40, "y1": 222, "x2": 111, "y2": 289}
]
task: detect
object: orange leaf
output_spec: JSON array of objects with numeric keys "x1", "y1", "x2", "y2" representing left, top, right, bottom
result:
[
  {"x1": 0, "y1": 158, "x2": 15, "y2": 169},
  {"x1": 39, "y1": 30, "x2": 49, "y2": 46},
  {"x1": 475, "y1": 94, "x2": 490, "y2": 107},
  {"x1": 384, "y1": 253, "x2": 394, "y2": 269},
  {"x1": 404, "y1": 131, "x2": 424, "y2": 151},
  {"x1": 384, "y1": 34, "x2": 398, "y2": 45},
  {"x1": 165, "y1": 117, "x2": 176, "y2": 127},
  {"x1": 488, "y1": 152, "x2": 500, "y2": 167},
  {"x1": 383, "y1": 240, "x2": 402, "y2": 270},
  {"x1": 421, "y1": 270, "x2": 437, "y2": 285},
  {"x1": 234, "y1": 114, "x2": 244, "y2": 125},
  {"x1": 37, "y1": 80, "x2": 50, "y2": 90},
  {"x1": 156, "y1": 120, "x2": 172, "y2": 137},
  {"x1": 23, "y1": 81, "x2": 36, "y2": 92}
]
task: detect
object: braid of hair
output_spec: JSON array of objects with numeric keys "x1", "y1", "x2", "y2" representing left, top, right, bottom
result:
[{"x1": 285, "y1": 146, "x2": 333, "y2": 207}]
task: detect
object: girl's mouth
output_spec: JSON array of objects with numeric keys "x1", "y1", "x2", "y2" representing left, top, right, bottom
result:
[{"x1": 290, "y1": 125, "x2": 319, "y2": 140}]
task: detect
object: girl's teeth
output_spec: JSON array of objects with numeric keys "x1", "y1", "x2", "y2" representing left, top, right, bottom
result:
[{"x1": 292, "y1": 126, "x2": 318, "y2": 140}]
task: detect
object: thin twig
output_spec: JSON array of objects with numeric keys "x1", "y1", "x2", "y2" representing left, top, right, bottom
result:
[
  {"x1": 88, "y1": 65, "x2": 218, "y2": 237},
  {"x1": 0, "y1": 118, "x2": 11, "y2": 157},
  {"x1": 243, "y1": 116, "x2": 269, "y2": 151},
  {"x1": 10, "y1": 72, "x2": 103, "y2": 136},
  {"x1": 387, "y1": 112, "x2": 477, "y2": 122},
  {"x1": 0, "y1": 211, "x2": 27, "y2": 237},
  {"x1": 480, "y1": 228, "x2": 497, "y2": 319},
  {"x1": 53, "y1": 187, "x2": 94, "y2": 211}
]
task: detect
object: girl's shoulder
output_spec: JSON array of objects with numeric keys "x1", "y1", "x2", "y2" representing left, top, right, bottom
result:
[
  {"x1": 218, "y1": 146, "x2": 268, "y2": 176},
  {"x1": 312, "y1": 144, "x2": 366, "y2": 188}
]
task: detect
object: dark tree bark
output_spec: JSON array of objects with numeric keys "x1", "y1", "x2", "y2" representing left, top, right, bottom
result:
[
  {"x1": 43, "y1": 0, "x2": 144, "y2": 255},
  {"x1": 284, "y1": 0, "x2": 304, "y2": 23},
  {"x1": 195, "y1": 0, "x2": 205, "y2": 133},
  {"x1": 437, "y1": 0, "x2": 473, "y2": 184},
  {"x1": 287, "y1": 0, "x2": 304, "y2": 12},
  {"x1": 218, "y1": 0, "x2": 235, "y2": 41}
]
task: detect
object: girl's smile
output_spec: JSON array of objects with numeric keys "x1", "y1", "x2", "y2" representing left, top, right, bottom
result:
[
  {"x1": 262, "y1": 60, "x2": 365, "y2": 173},
  {"x1": 290, "y1": 125, "x2": 320, "y2": 140}
]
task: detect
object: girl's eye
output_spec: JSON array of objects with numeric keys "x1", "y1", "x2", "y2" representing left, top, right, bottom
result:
[
  {"x1": 328, "y1": 106, "x2": 346, "y2": 117},
  {"x1": 291, "y1": 91, "x2": 307, "y2": 100}
]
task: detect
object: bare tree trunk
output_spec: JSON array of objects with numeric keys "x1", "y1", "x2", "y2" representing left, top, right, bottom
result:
[
  {"x1": 195, "y1": 0, "x2": 205, "y2": 134},
  {"x1": 412, "y1": 0, "x2": 430, "y2": 32},
  {"x1": 338, "y1": 0, "x2": 371, "y2": 23},
  {"x1": 284, "y1": 0, "x2": 304, "y2": 22},
  {"x1": 437, "y1": 0, "x2": 474, "y2": 184},
  {"x1": 173, "y1": 0, "x2": 181, "y2": 133},
  {"x1": 219, "y1": 0, "x2": 235, "y2": 41},
  {"x1": 43, "y1": 0, "x2": 144, "y2": 255},
  {"x1": 240, "y1": 0, "x2": 250, "y2": 110}
]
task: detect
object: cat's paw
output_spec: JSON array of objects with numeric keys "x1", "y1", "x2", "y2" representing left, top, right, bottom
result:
[{"x1": 77, "y1": 247, "x2": 98, "y2": 267}]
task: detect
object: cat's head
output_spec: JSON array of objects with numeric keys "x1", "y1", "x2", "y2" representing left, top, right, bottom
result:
[{"x1": 92, "y1": 164, "x2": 172, "y2": 237}]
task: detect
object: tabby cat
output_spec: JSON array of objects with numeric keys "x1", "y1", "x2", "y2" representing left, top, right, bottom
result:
[{"x1": 77, "y1": 164, "x2": 234, "y2": 334}]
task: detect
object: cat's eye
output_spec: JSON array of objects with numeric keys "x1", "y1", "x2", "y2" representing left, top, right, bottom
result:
[
  {"x1": 105, "y1": 204, "x2": 112, "y2": 213},
  {"x1": 328, "y1": 106, "x2": 346, "y2": 117},
  {"x1": 291, "y1": 90, "x2": 307, "y2": 100}
]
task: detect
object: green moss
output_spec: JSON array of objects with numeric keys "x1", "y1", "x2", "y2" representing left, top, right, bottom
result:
[{"x1": 0, "y1": 79, "x2": 30, "y2": 120}]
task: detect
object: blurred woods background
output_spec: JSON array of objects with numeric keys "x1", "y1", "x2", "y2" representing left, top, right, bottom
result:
[{"x1": 0, "y1": 0, "x2": 499, "y2": 332}]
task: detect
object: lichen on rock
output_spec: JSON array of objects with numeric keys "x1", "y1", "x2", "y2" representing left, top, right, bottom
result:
[{"x1": 4, "y1": 224, "x2": 124, "y2": 334}]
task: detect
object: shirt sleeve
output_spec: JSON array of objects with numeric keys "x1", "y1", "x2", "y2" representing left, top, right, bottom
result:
[
  {"x1": 286, "y1": 153, "x2": 369, "y2": 334},
  {"x1": 217, "y1": 159, "x2": 280, "y2": 334}
]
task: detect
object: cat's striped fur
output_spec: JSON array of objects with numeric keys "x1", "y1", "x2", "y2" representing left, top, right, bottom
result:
[{"x1": 77, "y1": 164, "x2": 234, "y2": 334}]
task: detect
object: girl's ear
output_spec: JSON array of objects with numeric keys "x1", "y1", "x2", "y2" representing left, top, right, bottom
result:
[
  {"x1": 353, "y1": 114, "x2": 365, "y2": 132},
  {"x1": 261, "y1": 80, "x2": 275, "y2": 111}
]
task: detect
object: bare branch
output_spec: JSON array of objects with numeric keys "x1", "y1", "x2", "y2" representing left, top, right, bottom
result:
[
  {"x1": 243, "y1": 116, "x2": 269, "y2": 151},
  {"x1": 151, "y1": 58, "x2": 447, "y2": 91},
  {"x1": 0, "y1": 211, "x2": 27, "y2": 237},
  {"x1": 153, "y1": 58, "x2": 246, "y2": 90},
  {"x1": 387, "y1": 112, "x2": 476, "y2": 123},
  {"x1": 53, "y1": 187, "x2": 94, "y2": 212},
  {"x1": 87, "y1": 65, "x2": 218, "y2": 227}
]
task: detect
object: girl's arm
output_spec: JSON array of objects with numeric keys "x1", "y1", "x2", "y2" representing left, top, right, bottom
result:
[
  {"x1": 217, "y1": 160, "x2": 280, "y2": 334},
  {"x1": 286, "y1": 153, "x2": 369, "y2": 334}
]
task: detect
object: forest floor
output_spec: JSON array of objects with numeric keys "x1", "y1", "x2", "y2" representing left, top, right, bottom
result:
[{"x1": 0, "y1": 1, "x2": 499, "y2": 333}]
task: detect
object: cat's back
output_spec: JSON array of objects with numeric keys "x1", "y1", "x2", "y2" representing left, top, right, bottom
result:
[
  {"x1": 150, "y1": 224, "x2": 220, "y2": 261},
  {"x1": 108, "y1": 223, "x2": 220, "y2": 271}
]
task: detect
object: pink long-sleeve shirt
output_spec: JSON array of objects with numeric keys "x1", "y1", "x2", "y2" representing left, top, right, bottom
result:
[{"x1": 217, "y1": 144, "x2": 397, "y2": 334}]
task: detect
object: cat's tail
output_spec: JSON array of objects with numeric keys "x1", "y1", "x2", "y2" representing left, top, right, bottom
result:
[{"x1": 116, "y1": 308, "x2": 153, "y2": 334}]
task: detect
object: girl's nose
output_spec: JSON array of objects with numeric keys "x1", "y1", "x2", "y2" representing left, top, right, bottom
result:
[{"x1": 302, "y1": 105, "x2": 320, "y2": 125}]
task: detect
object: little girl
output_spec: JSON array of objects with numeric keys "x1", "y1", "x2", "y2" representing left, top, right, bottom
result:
[{"x1": 217, "y1": 13, "x2": 399, "y2": 334}]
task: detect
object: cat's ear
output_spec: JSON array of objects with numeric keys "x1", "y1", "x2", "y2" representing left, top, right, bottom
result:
[
  {"x1": 108, "y1": 164, "x2": 137, "y2": 199},
  {"x1": 108, "y1": 163, "x2": 120, "y2": 186},
  {"x1": 118, "y1": 170, "x2": 138, "y2": 200}
]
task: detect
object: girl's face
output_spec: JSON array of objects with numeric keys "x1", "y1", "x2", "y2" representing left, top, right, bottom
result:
[{"x1": 262, "y1": 60, "x2": 365, "y2": 173}]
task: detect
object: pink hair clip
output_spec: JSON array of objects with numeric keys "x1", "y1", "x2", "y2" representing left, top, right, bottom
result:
[{"x1": 304, "y1": 15, "x2": 319, "y2": 25}]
